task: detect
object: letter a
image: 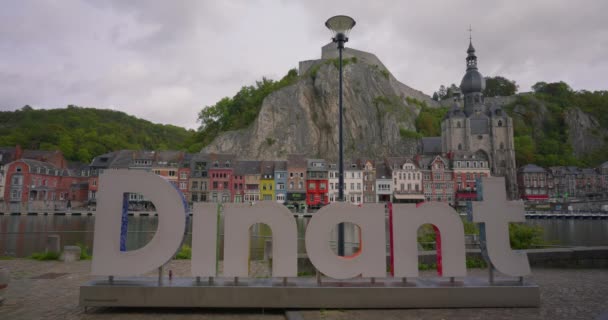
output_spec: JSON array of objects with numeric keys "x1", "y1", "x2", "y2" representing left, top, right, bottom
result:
[{"x1": 305, "y1": 203, "x2": 386, "y2": 279}]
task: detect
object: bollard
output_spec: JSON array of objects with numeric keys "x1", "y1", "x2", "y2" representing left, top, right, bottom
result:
[
  {"x1": 60, "y1": 245, "x2": 81, "y2": 262},
  {"x1": 0, "y1": 267, "x2": 9, "y2": 305},
  {"x1": 46, "y1": 235, "x2": 61, "y2": 254}
]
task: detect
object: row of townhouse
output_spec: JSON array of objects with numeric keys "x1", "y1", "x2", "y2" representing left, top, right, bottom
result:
[
  {"x1": 12, "y1": 145, "x2": 592, "y2": 212},
  {"x1": 85, "y1": 150, "x2": 492, "y2": 209},
  {"x1": 517, "y1": 162, "x2": 608, "y2": 202}
]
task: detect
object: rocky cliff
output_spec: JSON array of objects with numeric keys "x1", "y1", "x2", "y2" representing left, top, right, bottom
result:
[{"x1": 202, "y1": 44, "x2": 438, "y2": 161}]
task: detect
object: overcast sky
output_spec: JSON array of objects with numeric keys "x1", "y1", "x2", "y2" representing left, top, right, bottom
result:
[{"x1": 1, "y1": 0, "x2": 606, "y2": 129}]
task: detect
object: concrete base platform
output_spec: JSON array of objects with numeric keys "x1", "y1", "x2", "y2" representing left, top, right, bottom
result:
[{"x1": 80, "y1": 277, "x2": 540, "y2": 308}]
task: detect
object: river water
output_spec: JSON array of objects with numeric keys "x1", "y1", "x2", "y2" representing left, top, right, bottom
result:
[{"x1": 1, "y1": 215, "x2": 607, "y2": 258}]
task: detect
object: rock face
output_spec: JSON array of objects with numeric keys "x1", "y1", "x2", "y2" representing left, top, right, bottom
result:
[
  {"x1": 481, "y1": 95, "x2": 606, "y2": 158},
  {"x1": 203, "y1": 45, "x2": 438, "y2": 161},
  {"x1": 565, "y1": 107, "x2": 606, "y2": 157}
]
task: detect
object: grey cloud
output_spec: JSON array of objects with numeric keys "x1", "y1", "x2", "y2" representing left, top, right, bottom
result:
[{"x1": 0, "y1": 0, "x2": 606, "y2": 130}]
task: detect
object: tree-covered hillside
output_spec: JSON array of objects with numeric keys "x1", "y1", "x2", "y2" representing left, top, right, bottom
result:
[
  {"x1": 507, "y1": 81, "x2": 608, "y2": 167},
  {"x1": 0, "y1": 105, "x2": 198, "y2": 163}
]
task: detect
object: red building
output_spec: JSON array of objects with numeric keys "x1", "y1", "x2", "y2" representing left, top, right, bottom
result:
[
  {"x1": 419, "y1": 155, "x2": 455, "y2": 205},
  {"x1": 306, "y1": 159, "x2": 328, "y2": 208},
  {"x1": 3, "y1": 159, "x2": 88, "y2": 212},
  {"x1": 450, "y1": 151, "x2": 491, "y2": 207},
  {"x1": 517, "y1": 164, "x2": 549, "y2": 202},
  {"x1": 207, "y1": 154, "x2": 236, "y2": 203}
]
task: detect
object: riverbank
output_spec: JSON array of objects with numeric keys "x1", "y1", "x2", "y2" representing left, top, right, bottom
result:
[{"x1": 0, "y1": 260, "x2": 607, "y2": 320}]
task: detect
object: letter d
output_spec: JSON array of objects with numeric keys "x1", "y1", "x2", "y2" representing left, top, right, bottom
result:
[{"x1": 91, "y1": 170, "x2": 186, "y2": 276}]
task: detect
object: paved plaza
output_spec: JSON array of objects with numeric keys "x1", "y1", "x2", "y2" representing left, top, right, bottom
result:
[{"x1": 0, "y1": 259, "x2": 607, "y2": 320}]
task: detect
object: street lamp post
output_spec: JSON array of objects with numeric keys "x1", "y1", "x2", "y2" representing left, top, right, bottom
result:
[{"x1": 325, "y1": 15, "x2": 356, "y2": 257}]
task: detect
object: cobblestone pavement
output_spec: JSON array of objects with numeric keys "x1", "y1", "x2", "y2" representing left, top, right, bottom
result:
[{"x1": 0, "y1": 259, "x2": 607, "y2": 320}]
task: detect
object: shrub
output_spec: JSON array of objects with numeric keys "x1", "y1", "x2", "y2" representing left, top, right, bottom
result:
[
  {"x1": 466, "y1": 257, "x2": 487, "y2": 268},
  {"x1": 76, "y1": 242, "x2": 92, "y2": 260},
  {"x1": 175, "y1": 244, "x2": 192, "y2": 260},
  {"x1": 509, "y1": 223, "x2": 544, "y2": 249},
  {"x1": 30, "y1": 251, "x2": 60, "y2": 261}
]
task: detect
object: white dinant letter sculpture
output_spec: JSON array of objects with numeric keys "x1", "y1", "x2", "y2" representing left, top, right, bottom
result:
[
  {"x1": 473, "y1": 177, "x2": 531, "y2": 276},
  {"x1": 191, "y1": 202, "x2": 219, "y2": 277},
  {"x1": 392, "y1": 202, "x2": 466, "y2": 278},
  {"x1": 305, "y1": 203, "x2": 386, "y2": 279},
  {"x1": 91, "y1": 170, "x2": 187, "y2": 276},
  {"x1": 223, "y1": 202, "x2": 297, "y2": 277}
]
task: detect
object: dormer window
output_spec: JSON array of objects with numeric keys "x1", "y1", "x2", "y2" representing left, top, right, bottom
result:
[
  {"x1": 214, "y1": 161, "x2": 219, "y2": 168},
  {"x1": 225, "y1": 161, "x2": 230, "y2": 168}
]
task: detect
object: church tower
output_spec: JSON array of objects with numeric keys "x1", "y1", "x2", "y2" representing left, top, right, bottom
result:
[{"x1": 441, "y1": 37, "x2": 518, "y2": 199}]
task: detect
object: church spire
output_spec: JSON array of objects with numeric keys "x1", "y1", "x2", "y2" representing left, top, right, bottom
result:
[{"x1": 466, "y1": 25, "x2": 477, "y2": 70}]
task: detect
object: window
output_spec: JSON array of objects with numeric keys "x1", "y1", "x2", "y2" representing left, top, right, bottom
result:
[
  {"x1": 357, "y1": 183, "x2": 361, "y2": 190},
  {"x1": 309, "y1": 183, "x2": 315, "y2": 189},
  {"x1": 498, "y1": 120, "x2": 503, "y2": 127},
  {"x1": 458, "y1": 143, "x2": 462, "y2": 151},
  {"x1": 350, "y1": 183, "x2": 355, "y2": 190},
  {"x1": 192, "y1": 181, "x2": 199, "y2": 190},
  {"x1": 457, "y1": 121, "x2": 461, "y2": 128},
  {"x1": 500, "y1": 142, "x2": 505, "y2": 150},
  {"x1": 278, "y1": 183, "x2": 284, "y2": 190},
  {"x1": 213, "y1": 181, "x2": 218, "y2": 189},
  {"x1": 179, "y1": 182, "x2": 187, "y2": 189},
  {"x1": 289, "y1": 182, "x2": 294, "y2": 189},
  {"x1": 320, "y1": 183, "x2": 326, "y2": 190},
  {"x1": 192, "y1": 194, "x2": 199, "y2": 202},
  {"x1": 180, "y1": 172, "x2": 187, "y2": 179},
  {"x1": 298, "y1": 182, "x2": 303, "y2": 189},
  {"x1": 290, "y1": 172, "x2": 294, "y2": 178}
]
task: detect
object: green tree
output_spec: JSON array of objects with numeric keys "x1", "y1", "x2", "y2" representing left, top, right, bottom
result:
[{"x1": 483, "y1": 76, "x2": 518, "y2": 97}]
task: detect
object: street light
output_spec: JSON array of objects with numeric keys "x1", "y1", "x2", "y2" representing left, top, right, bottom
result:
[{"x1": 326, "y1": 15, "x2": 356, "y2": 257}]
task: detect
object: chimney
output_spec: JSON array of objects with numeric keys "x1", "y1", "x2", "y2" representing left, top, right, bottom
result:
[{"x1": 15, "y1": 144, "x2": 23, "y2": 160}]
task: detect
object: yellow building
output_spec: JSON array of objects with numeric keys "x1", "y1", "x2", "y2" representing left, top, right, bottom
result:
[{"x1": 260, "y1": 161, "x2": 275, "y2": 201}]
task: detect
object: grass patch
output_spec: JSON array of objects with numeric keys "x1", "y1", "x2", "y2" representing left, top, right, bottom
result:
[
  {"x1": 76, "y1": 242, "x2": 92, "y2": 260},
  {"x1": 30, "y1": 251, "x2": 60, "y2": 261},
  {"x1": 466, "y1": 257, "x2": 487, "y2": 269},
  {"x1": 0, "y1": 256, "x2": 15, "y2": 260},
  {"x1": 175, "y1": 244, "x2": 192, "y2": 260},
  {"x1": 297, "y1": 271, "x2": 315, "y2": 277},
  {"x1": 418, "y1": 262, "x2": 437, "y2": 270}
]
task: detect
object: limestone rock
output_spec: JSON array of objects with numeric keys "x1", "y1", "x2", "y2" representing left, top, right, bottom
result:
[
  {"x1": 203, "y1": 46, "x2": 438, "y2": 161},
  {"x1": 565, "y1": 107, "x2": 606, "y2": 157}
]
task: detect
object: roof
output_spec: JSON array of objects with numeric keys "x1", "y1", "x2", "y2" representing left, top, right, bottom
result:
[
  {"x1": 421, "y1": 137, "x2": 442, "y2": 155},
  {"x1": 287, "y1": 154, "x2": 307, "y2": 169},
  {"x1": 307, "y1": 159, "x2": 327, "y2": 171},
  {"x1": 386, "y1": 156, "x2": 415, "y2": 170},
  {"x1": 375, "y1": 163, "x2": 392, "y2": 179},
  {"x1": 0, "y1": 147, "x2": 17, "y2": 165},
  {"x1": 234, "y1": 160, "x2": 261, "y2": 175},
  {"x1": 518, "y1": 164, "x2": 546, "y2": 173},
  {"x1": 451, "y1": 151, "x2": 488, "y2": 161},
  {"x1": 274, "y1": 160, "x2": 287, "y2": 171},
  {"x1": 15, "y1": 159, "x2": 63, "y2": 175},
  {"x1": 261, "y1": 161, "x2": 275, "y2": 175}
]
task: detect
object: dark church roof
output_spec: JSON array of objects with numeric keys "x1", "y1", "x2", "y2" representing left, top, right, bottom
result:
[
  {"x1": 421, "y1": 137, "x2": 442, "y2": 155},
  {"x1": 460, "y1": 40, "x2": 485, "y2": 94}
]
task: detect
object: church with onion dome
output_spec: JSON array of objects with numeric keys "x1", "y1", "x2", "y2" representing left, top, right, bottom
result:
[{"x1": 440, "y1": 39, "x2": 518, "y2": 199}]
